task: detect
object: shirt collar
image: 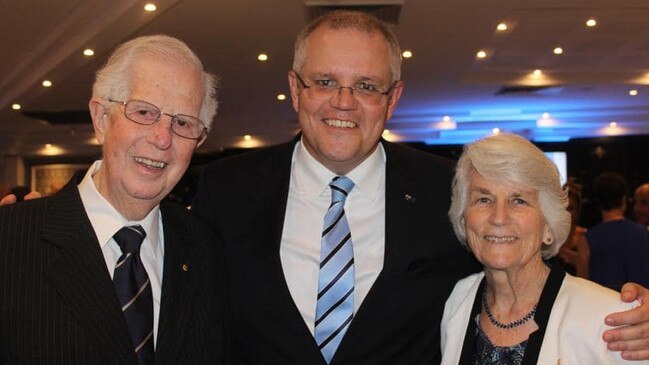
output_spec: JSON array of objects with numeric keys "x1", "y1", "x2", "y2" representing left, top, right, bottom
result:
[
  {"x1": 292, "y1": 138, "x2": 385, "y2": 201},
  {"x1": 77, "y1": 160, "x2": 161, "y2": 255}
]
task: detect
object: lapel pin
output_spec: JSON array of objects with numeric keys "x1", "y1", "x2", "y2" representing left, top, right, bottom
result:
[
  {"x1": 182, "y1": 264, "x2": 189, "y2": 272},
  {"x1": 403, "y1": 193, "x2": 416, "y2": 203}
]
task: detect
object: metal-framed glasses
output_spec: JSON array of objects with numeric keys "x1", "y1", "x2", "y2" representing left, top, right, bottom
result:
[
  {"x1": 293, "y1": 71, "x2": 396, "y2": 105},
  {"x1": 108, "y1": 99, "x2": 208, "y2": 141}
]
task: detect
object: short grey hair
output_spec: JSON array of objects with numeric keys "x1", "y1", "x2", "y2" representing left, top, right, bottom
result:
[
  {"x1": 448, "y1": 133, "x2": 570, "y2": 258},
  {"x1": 293, "y1": 10, "x2": 402, "y2": 84},
  {"x1": 92, "y1": 35, "x2": 218, "y2": 129}
]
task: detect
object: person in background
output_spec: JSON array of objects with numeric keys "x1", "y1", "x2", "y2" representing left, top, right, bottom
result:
[
  {"x1": 633, "y1": 183, "x2": 649, "y2": 229},
  {"x1": 0, "y1": 35, "x2": 225, "y2": 363},
  {"x1": 192, "y1": 9, "x2": 649, "y2": 364},
  {"x1": 557, "y1": 181, "x2": 590, "y2": 278},
  {"x1": 442, "y1": 133, "x2": 647, "y2": 364},
  {"x1": 587, "y1": 172, "x2": 649, "y2": 292}
]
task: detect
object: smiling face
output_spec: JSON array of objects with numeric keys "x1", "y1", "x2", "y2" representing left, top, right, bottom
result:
[
  {"x1": 464, "y1": 170, "x2": 550, "y2": 272},
  {"x1": 89, "y1": 55, "x2": 203, "y2": 220},
  {"x1": 289, "y1": 26, "x2": 403, "y2": 175}
]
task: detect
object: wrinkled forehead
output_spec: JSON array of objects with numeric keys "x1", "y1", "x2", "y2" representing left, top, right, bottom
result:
[
  {"x1": 468, "y1": 168, "x2": 537, "y2": 195},
  {"x1": 127, "y1": 56, "x2": 203, "y2": 110}
]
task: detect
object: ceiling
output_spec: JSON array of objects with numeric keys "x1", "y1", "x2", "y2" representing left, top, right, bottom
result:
[{"x1": 2, "y1": 0, "x2": 649, "y2": 161}]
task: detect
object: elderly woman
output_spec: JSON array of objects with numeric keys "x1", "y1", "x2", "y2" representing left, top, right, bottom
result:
[{"x1": 441, "y1": 134, "x2": 645, "y2": 364}]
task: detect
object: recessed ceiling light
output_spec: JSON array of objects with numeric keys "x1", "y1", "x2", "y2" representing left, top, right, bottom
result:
[
  {"x1": 553, "y1": 47, "x2": 563, "y2": 55},
  {"x1": 476, "y1": 50, "x2": 487, "y2": 59},
  {"x1": 11, "y1": 103, "x2": 21, "y2": 110},
  {"x1": 144, "y1": 3, "x2": 157, "y2": 12},
  {"x1": 537, "y1": 113, "x2": 555, "y2": 127},
  {"x1": 610, "y1": 122, "x2": 618, "y2": 128},
  {"x1": 492, "y1": 128, "x2": 500, "y2": 134},
  {"x1": 402, "y1": 50, "x2": 413, "y2": 59},
  {"x1": 629, "y1": 89, "x2": 639, "y2": 96},
  {"x1": 83, "y1": 49, "x2": 95, "y2": 56},
  {"x1": 586, "y1": 19, "x2": 597, "y2": 27},
  {"x1": 533, "y1": 69, "x2": 543, "y2": 76},
  {"x1": 257, "y1": 53, "x2": 268, "y2": 62},
  {"x1": 41, "y1": 143, "x2": 64, "y2": 156},
  {"x1": 438, "y1": 116, "x2": 457, "y2": 130},
  {"x1": 42, "y1": 80, "x2": 53, "y2": 87},
  {"x1": 496, "y1": 23, "x2": 508, "y2": 31},
  {"x1": 277, "y1": 93, "x2": 286, "y2": 101},
  {"x1": 243, "y1": 134, "x2": 252, "y2": 141}
]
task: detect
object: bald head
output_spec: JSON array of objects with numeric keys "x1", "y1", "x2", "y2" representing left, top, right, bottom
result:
[{"x1": 634, "y1": 183, "x2": 649, "y2": 226}]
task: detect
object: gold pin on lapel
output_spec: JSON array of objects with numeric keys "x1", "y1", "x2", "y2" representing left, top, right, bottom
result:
[{"x1": 182, "y1": 264, "x2": 189, "y2": 272}]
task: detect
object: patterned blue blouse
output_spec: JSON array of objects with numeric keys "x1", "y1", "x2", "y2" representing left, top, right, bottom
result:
[{"x1": 471, "y1": 319, "x2": 527, "y2": 365}]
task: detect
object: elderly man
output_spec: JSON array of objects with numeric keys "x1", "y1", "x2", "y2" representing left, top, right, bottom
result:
[
  {"x1": 634, "y1": 183, "x2": 649, "y2": 228},
  {"x1": 0, "y1": 35, "x2": 225, "y2": 363},
  {"x1": 193, "y1": 10, "x2": 649, "y2": 364}
]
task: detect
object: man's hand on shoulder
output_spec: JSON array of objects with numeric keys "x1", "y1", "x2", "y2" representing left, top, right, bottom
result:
[
  {"x1": 603, "y1": 283, "x2": 649, "y2": 360},
  {"x1": 0, "y1": 191, "x2": 42, "y2": 206}
]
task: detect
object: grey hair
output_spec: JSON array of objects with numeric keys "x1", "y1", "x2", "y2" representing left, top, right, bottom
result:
[
  {"x1": 92, "y1": 35, "x2": 218, "y2": 129},
  {"x1": 293, "y1": 10, "x2": 402, "y2": 84},
  {"x1": 448, "y1": 133, "x2": 571, "y2": 258}
]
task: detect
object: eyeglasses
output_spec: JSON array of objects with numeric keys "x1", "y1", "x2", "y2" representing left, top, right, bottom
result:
[
  {"x1": 293, "y1": 71, "x2": 396, "y2": 105},
  {"x1": 108, "y1": 99, "x2": 208, "y2": 141}
]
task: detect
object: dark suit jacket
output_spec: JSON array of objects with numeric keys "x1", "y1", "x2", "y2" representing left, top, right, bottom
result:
[
  {"x1": 0, "y1": 176, "x2": 225, "y2": 364},
  {"x1": 193, "y1": 138, "x2": 478, "y2": 365}
]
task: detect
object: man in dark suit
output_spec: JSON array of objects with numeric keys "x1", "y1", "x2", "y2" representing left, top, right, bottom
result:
[
  {"x1": 0, "y1": 35, "x2": 224, "y2": 364},
  {"x1": 192, "y1": 10, "x2": 649, "y2": 364}
]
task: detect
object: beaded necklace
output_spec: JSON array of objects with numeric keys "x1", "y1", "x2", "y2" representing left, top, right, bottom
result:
[{"x1": 481, "y1": 290, "x2": 538, "y2": 330}]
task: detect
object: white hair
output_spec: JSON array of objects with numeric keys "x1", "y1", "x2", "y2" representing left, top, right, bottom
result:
[{"x1": 92, "y1": 34, "x2": 218, "y2": 128}]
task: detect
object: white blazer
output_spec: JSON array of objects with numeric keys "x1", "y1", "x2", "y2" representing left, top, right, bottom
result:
[{"x1": 440, "y1": 271, "x2": 647, "y2": 364}]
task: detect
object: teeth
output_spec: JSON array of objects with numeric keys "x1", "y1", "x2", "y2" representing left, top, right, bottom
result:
[
  {"x1": 325, "y1": 119, "x2": 357, "y2": 128},
  {"x1": 134, "y1": 157, "x2": 166, "y2": 169},
  {"x1": 484, "y1": 236, "x2": 516, "y2": 243}
]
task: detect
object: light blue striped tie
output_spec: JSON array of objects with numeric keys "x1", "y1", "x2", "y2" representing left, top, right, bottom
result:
[{"x1": 315, "y1": 176, "x2": 355, "y2": 363}]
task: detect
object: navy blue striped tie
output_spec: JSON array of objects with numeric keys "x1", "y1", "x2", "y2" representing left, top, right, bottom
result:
[
  {"x1": 113, "y1": 225, "x2": 154, "y2": 364},
  {"x1": 315, "y1": 176, "x2": 355, "y2": 363}
]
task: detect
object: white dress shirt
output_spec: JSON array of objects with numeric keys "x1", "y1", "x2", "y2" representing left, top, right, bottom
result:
[
  {"x1": 280, "y1": 140, "x2": 386, "y2": 334},
  {"x1": 77, "y1": 160, "x2": 164, "y2": 348}
]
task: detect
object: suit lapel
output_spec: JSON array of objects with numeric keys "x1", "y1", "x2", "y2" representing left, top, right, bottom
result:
[
  {"x1": 382, "y1": 141, "x2": 425, "y2": 273},
  {"x1": 332, "y1": 141, "x2": 425, "y2": 363},
  {"x1": 253, "y1": 138, "x2": 327, "y2": 362},
  {"x1": 42, "y1": 180, "x2": 136, "y2": 363},
  {"x1": 155, "y1": 202, "x2": 199, "y2": 361}
]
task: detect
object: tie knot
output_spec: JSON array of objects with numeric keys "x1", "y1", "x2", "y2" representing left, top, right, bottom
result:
[
  {"x1": 113, "y1": 225, "x2": 146, "y2": 254},
  {"x1": 329, "y1": 176, "x2": 355, "y2": 204}
]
